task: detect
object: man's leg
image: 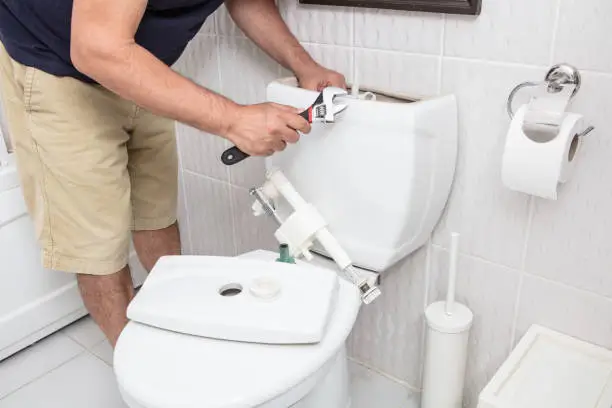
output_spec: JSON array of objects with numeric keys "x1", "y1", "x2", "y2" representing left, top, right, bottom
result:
[
  {"x1": 77, "y1": 267, "x2": 134, "y2": 347},
  {"x1": 0, "y1": 43, "x2": 138, "y2": 347},
  {"x1": 128, "y1": 108, "x2": 181, "y2": 272}
]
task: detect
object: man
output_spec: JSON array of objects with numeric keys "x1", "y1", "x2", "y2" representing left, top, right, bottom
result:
[{"x1": 0, "y1": 0, "x2": 346, "y2": 347}]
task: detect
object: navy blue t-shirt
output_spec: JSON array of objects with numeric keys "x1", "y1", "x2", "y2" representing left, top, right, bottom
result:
[{"x1": 0, "y1": 0, "x2": 223, "y2": 82}]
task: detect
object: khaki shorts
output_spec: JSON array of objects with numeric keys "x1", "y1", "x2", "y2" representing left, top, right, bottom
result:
[{"x1": 0, "y1": 43, "x2": 178, "y2": 275}]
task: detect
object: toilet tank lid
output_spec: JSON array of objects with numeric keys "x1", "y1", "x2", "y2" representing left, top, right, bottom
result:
[{"x1": 126, "y1": 256, "x2": 340, "y2": 345}]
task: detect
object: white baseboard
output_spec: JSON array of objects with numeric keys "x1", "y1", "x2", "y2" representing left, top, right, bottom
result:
[
  {"x1": 0, "y1": 282, "x2": 86, "y2": 361},
  {"x1": 0, "y1": 253, "x2": 146, "y2": 361}
]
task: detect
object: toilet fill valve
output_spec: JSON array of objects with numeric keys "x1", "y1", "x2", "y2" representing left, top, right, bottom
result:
[
  {"x1": 276, "y1": 244, "x2": 295, "y2": 264},
  {"x1": 250, "y1": 169, "x2": 381, "y2": 305}
]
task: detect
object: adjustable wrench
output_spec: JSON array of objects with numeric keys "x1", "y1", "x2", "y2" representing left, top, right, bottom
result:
[{"x1": 221, "y1": 87, "x2": 349, "y2": 166}]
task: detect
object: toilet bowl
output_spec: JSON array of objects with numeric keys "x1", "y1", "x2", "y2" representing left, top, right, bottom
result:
[
  {"x1": 115, "y1": 250, "x2": 361, "y2": 408},
  {"x1": 114, "y1": 78, "x2": 458, "y2": 408}
]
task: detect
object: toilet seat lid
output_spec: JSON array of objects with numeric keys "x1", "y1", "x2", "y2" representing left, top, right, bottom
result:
[
  {"x1": 114, "y1": 277, "x2": 361, "y2": 408},
  {"x1": 126, "y1": 256, "x2": 339, "y2": 344}
]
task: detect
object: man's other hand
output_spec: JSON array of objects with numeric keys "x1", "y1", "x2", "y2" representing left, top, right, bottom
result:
[{"x1": 297, "y1": 64, "x2": 347, "y2": 92}]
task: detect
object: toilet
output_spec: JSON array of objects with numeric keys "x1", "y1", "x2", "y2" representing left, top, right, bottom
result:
[{"x1": 113, "y1": 78, "x2": 458, "y2": 408}]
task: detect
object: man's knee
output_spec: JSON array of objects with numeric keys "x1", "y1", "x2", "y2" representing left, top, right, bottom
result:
[{"x1": 132, "y1": 222, "x2": 181, "y2": 272}]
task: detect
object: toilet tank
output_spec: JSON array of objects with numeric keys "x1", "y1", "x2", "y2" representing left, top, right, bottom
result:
[{"x1": 265, "y1": 78, "x2": 457, "y2": 272}]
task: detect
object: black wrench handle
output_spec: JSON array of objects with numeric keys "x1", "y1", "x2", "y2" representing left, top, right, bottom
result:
[
  {"x1": 220, "y1": 107, "x2": 309, "y2": 166},
  {"x1": 220, "y1": 94, "x2": 321, "y2": 166},
  {"x1": 221, "y1": 146, "x2": 250, "y2": 166}
]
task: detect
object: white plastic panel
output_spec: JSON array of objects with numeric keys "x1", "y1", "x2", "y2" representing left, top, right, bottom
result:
[
  {"x1": 265, "y1": 78, "x2": 457, "y2": 272},
  {"x1": 0, "y1": 163, "x2": 85, "y2": 360},
  {"x1": 127, "y1": 255, "x2": 340, "y2": 345},
  {"x1": 478, "y1": 325, "x2": 612, "y2": 408}
]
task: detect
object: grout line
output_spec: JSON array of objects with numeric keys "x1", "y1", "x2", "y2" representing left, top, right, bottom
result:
[
  {"x1": 348, "y1": 357, "x2": 421, "y2": 393},
  {"x1": 430, "y1": 243, "x2": 521, "y2": 272},
  {"x1": 418, "y1": 239, "x2": 434, "y2": 387},
  {"x1": 228, "y1": 182, "x2": 239, "y2": 256},
  {"x1": 212, "y1": 36, "x2": 612, "y2": 78},
  {"x1": 523, "y1": 270, "x2": 612, "y2": 303},
  {"x1": 423, "y1": 239, "x2": 433, "y2": 312},
  {"x1": 548, "y1": 0, "x2": 563, "y2": 66},
  {"x1": 183, "y1": 168, "x2": 232, "y2": 185},
  {"x1": 214, "y1": 35, "x2": 232, "y2": 185},
  {"x1": 431, "y1": 243, "x2": 612, "y2": 305},
  {"x1": 436, "y1": 14, "x2": 446, "y2": 94},
  {"x1": 350, "y1": 6, "x2": 356, "y2": 49},
  {"x1": 182, "y1": 169, "x2": 238, "y2": 254},
  {"x1": 179, "y1": 169, "x2": 194, "y2": 254},
  {"x1": 509, "y1": 197, "x2": 535, "y2": 347},
  {"x1": 87, "y1": 341, "x2": 113, "y2": 368},
  {"x1": 210, "y1": 31, "x2": 612, "y2": 80},
  {"x1": 1, "y1": 348, "x2": 88, "y2": 400},
  {"x1": 176, "y1": 143, "x2": 194, "y2": 255},
  {"x1": 509, "y1": 273, "x2": 525, "y2": 349},
  {"x1": 520, "y1": 197, "x2": 536, "y2": 270},
  {"x1": 351, "y1": 5, "x2": 357, "y2": 84},
  {"x1": 183, "y1": 168, "x2": 260, "y2": 191}
]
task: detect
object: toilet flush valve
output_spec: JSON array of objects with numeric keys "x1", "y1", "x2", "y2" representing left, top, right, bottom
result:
[{"x1": 250, "y1": 169, "x2": 382, "y2": 305}]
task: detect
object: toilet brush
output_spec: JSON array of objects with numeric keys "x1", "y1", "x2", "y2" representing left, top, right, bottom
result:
[{"x1": 421, "y1": 232, "x2": 473, "y2": 408}]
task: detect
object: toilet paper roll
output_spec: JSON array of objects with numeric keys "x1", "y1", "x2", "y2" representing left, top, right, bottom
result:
[{"x1": 502, "y1": 104, "x2": 584, "y2": 200}]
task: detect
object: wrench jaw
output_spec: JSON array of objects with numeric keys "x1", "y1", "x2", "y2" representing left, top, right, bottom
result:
[
  {"x1": 325, "y1": 103, "x2": 348, "y2": 123},
  {"x1": 321, "y1": 86, "x2": 349, "y2": 123}
]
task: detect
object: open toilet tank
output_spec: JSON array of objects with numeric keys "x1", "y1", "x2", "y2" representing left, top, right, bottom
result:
[{"x1": 113, "y1": 78, "x2": 458, "y2": 408}]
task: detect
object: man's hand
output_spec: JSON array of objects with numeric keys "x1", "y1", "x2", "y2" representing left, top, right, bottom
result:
[
  {"x1": 295, "y1": 64, "x2": 347, "y2": 91},
  {"x1": 226, "y1": 103, "x2": 311, "y2": 156}
]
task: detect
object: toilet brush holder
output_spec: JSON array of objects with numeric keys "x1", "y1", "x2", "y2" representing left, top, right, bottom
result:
[{"x1": 421, "y1": 233, "x2": 473, "y2": 408}]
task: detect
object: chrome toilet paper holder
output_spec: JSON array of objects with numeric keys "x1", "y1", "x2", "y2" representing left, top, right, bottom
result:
[{"x1": 506, "y1": 63, "x2": 595, "y2": 139}]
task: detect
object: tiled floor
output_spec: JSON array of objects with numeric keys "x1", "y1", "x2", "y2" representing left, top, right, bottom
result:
[{"x1": 0, "y1": 317, "x2": 417, "y2": 408}]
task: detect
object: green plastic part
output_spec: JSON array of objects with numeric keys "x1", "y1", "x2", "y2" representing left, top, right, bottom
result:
[{"x1": 276, "y1": 244, "x2": 295, "y2": 264}]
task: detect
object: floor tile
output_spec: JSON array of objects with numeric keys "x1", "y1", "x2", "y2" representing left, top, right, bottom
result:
[
  {"x1": 0, "y1": 333, "x2": 83, "y2": 399},
  {"x1": 90, "y1": 340, "x2": 114, "y2": 366},
  {"x1": 0, "y1": 353, "x2": 128, "y2": 408},
  {"x1": 61, "y1": 317, "x2": 105, "y2": 349}
]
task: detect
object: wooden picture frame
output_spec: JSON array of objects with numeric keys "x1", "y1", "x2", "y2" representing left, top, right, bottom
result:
[{"x1": 298, "y1": 0, "x2": 482, "y2": 15}]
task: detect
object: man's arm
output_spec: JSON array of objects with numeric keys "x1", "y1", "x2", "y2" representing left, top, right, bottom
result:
[
  {"x1": 71, "y1": 0, "x2": 238, "y2": 136},
  {"x1": 71, "y1": 0, "x2": 309, "y2": 155},
  {"x1": 225, "y1": 0, "x2": 346, "y2": 90}
]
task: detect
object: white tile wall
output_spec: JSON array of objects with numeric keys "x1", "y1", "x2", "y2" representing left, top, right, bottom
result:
[
  {"x1": 429, "y1": 247, "x2": 521, "y2": 408},
  {"x1": 279, "y1": 0, "x2": 353, "y2": 46},
  {"x1": 348, "y1": 247, "x2": 428, "y2": 388},
  {"x1": 443, "y1": 0, "x2": 558, "y2": 65},
  {"x1": 434, "y1": 60, "x2": 541, "y2": 268},
  {"x1": 354, "y1": 49, "x2": 439, "y2": 99},
  {"x1": 229, "y1": 186, "x2": 278, "y2": 254},
  {"x1": 354, "y1": 9, "x2": 444, "y2": 55},
  {"x1": 515, "y1": 274, "x2": 612, "y2": 350},
  {"x1": 182, "y1": 171, "x2": 236, "y2": 256},
  {"x1": 553, "y1": 0, "x2": 612, "y2": 73},
  {"x1": 524, "y1": 72, "x2": 612, "y2": 297},
  {"x1": 174, "y1": 0, "x2": 612, "y2": 406}
]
